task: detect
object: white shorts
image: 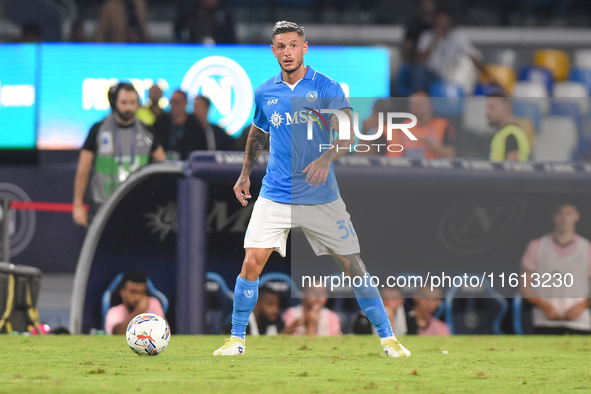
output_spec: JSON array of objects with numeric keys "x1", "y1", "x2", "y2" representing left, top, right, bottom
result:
[{"x1": 244, "y1": 197, "x2": 361, "y2": 257}]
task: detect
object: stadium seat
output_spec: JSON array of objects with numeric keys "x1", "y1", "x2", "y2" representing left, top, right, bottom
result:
[
  {"x1": 532, "y1": 116, "x2": 578, "y2": 162},
  {"x1": 534, "y1": 49, "x2": 570, "y2": 81},
  {"x1": 204, "y1": 272, "x2": 234, "y2": 334},
  {"x1": 259, "y1": 272, "x2": 302, "y2": 309},
  {"x1": 473, "y1": 83, "x2": 500, "y2": 97},
  {"x1": 553, "y1": 81, "x2": 590, "y2": 115},
  {"x1": 512, "y1": 294, "x2": 534, "y2": 335},
  {"x1": 549, "y1": 101, "x2": 582, "y2": 133},
  {"x1": 101, "y1": 272, "x2": 169, "y2": 332},
  {"x1": 512, "y1": 117, "x2": 536, "y2": 146},
  {"x1": 462, "y1": 97, "x2": 495, "y2": 136},
  {"x1": 517, "y1": 66, "x2": 553, "y2": 95},
  {"x1": 444, "y1": 275, "x2": 508, "y2": 335},
  {"x1": 512, "y1": 99, "x2": 541, "y2": 132},
  {"x1": 489, "y1": 48, "x2": 518, "y2": 70},
  {"x1": 574, "y1": 50, "x2": 591, "y2": 70},
  {"x1": 570, "y1": 67, "x2": 591, "y2": 96},
  {"x1": 429, "y1": 81, "x2": 465, "y2": 118},
  {"x1": 512, "y1": 81, "x2": 550, "y2": 114},
  {"x1": 480, "y1": 65, "x2": 516, "y2": 95}
]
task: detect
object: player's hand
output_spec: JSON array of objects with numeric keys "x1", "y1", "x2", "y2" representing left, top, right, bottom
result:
[
  {"x1": 304, "y1": 302, "x2": 322, "y2": 334},
  {"x1": 540, "y1": 302, "x2": 562, "y2": 320},
  {"x1": 302, "y1": 157, "x2": 331, "y2": 187},
  {"x1": 233, "y1": 175, "x2": 252, "y2": 206},
  {"x1": 134, "y1": 295, "x2": 150, "y2": 314},
  {"x1": 282, "y1": 318, "x2": 304, "y2": 334},
  {"x1": 73, "y1": 203, "x2": 88, "y2": 228},
  {"x1": 564, "y1": 301, "x2": 587, "y2": 321}
]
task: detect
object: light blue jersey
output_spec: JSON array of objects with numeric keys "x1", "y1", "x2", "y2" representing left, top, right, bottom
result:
[{"x1": 252, "y1": 66, "x2": 351, "y2": 204}]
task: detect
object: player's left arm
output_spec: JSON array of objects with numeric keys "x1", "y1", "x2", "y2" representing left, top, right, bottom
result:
[{"x1": 302, "y1": 108, "x2": 355, "y2": 186}]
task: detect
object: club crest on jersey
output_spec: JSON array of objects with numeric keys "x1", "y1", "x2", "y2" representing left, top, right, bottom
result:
[
  {"x1": 269, "y1": 111, "x2": 284, "y2": 127},
  {"x1": 306, "y1": 91, "x2": 318, "y2": 102}
]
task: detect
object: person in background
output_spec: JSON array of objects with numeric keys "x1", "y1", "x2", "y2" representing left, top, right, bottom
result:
[
  {"x1": 72, "y1": 82, "x2": 165, "y2": 227},
  {"x1": 411, "y1": 9, "x2": 491, "y2": 93},
  {"x1": 520, "y1": 203, "x2": 591, "y2": 335},
  {"x1": 352, "y1": 288, "x2": 408, "y2": 336},
  {"x1": 225, "y1": 285, "x2": 300, "y2": 336},
  {"x1": 486, "y1": 92, "x2": 531, "y2": 162},
  {"x1": 403, "y1": 0, "x2": 438, "y2": 63},
  {"x1": 175, "y1": 0, "x2": 236, "y2": 44},
  {"x1": 136, "y1": 85, "x2": 164, "y2": 126},
  {"x1": 282, "y1": 286, "x2": 341, "y2": 336},
  {"x1": 17, "y1": 22, "x2": 42, "y2": 42},
  {"x1": 153, "y1": 89, "x2": 207, "y2": 159},
  {"x1": 384, "y1": 92, "x2": 456, "y2": 159},
  {"x1": 69, "y1": 20, "x2": 87, "y2": 42},
  {"x1": 96, "y1": 0, "x2": 151, "y2": 43},
  {"x1": 193, "y1": 96, "x2": 236, "y2": 151},
  {"x1": 406, "y1": 286, "x2": 450, "y2": 336},
  {"x1": 105, "y1": 270, "x2": 165, "y2": 335}
]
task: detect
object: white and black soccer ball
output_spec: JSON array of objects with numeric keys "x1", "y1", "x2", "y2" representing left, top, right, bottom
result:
[{"x1": 126, "y1": 313, "x2": 171, "y2": 356}]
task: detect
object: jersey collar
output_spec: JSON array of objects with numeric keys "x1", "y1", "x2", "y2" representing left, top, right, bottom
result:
[{"x1": 274, "y1": 65, "x2": 316, "y2": 84}]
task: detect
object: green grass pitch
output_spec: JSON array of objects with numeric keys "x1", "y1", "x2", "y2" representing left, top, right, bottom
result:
[{"x1": 1, "y1": 335, "x2": 590, "y2": 393}]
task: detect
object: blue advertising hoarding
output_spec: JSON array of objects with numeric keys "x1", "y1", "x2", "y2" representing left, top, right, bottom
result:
[
  {"x1": 37, "y1": 43, "x2": 390, "y2": 149},
  {"x1": 0, "y1": 44, "x2": 37, "y2": 149}
]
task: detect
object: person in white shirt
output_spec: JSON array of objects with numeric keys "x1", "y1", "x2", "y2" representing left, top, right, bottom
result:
[
  {"x1": 409, "y1": 9, "x2": 493, "y2": 94},
  {"x1": 520, "y1": 203, "x2": 591, "y2": 335}
]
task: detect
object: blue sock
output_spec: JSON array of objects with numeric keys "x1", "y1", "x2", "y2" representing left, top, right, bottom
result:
[
  {"x1": 353, "y1": 273, "x2": 393, "y2": 338},
  {"x1": 230, "y1": 275, "x2": 259, "y2": 339}
]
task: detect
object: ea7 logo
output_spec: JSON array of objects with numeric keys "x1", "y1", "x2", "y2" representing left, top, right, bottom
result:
[
  {"x1": 267, "y1": 99, "x2": 278, "y2": 105},
  {"x1": 306, "y1": 109, "x2": 418, "y2": 141}
]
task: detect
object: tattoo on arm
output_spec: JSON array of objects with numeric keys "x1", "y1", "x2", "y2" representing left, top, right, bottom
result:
[{"x1": 241, "y1": 126, "x2": 268, "y2": 178}]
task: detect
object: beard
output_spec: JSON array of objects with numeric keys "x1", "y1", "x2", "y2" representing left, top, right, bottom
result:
[
  {"x1": 115, "y1": 107, "x2": 135, "y2": 123},
  {"x1": 281, "y1": 58, "x2": 302, "y2": 74}
]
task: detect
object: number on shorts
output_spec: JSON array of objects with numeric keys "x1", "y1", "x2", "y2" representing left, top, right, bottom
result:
[{"x1": 337, "y1": 219, "x2": 356, "y2": 239}]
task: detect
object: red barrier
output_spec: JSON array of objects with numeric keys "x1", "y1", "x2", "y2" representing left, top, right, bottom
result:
[{"x1": 9, "y1": 201, "x2": 88, "y2": 212}]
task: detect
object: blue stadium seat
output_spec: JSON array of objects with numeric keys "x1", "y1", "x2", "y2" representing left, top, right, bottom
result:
[
  {"x1": 570, "y1": 67, "x2": 591, "y2": 96},
  {"x1": 513, "y1": 100, "x2": 541, "y2": 133},
  {"x1": 512, "y1": 294, "x2": 534, "y2": 335},
  {"x1": 444, "y1": 275, "x2": 508, "y2": 335},
  {"x1": 549, "y1": 101, "x2": 582, "y2": 133},
  {"x1": 429, "y1": 82, "x2": 465, "y2": 118},
  {"x1": 473, "y1": 83, "x2": 501, "y2": 97},
  {"x1": 518, "y1": 66, "x2": 554, "y2": 95},
  {"x1": 204, "y1": 272, "x2": 234, "y2": 334},
  {"x1": 101, "y1": 272, "x2": 169, "y2": 331},
  {"x1": 259, "y1": 272, "x2": 302, "y2": 309}
]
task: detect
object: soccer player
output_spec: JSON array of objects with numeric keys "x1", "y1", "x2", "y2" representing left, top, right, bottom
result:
[{"x1": 213, "y1": 21, "x2": 411, "y2": 357}]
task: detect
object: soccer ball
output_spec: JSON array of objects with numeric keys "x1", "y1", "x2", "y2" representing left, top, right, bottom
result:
[{"x1": 126, "y1": 313, "x2": 171, "y2": 356}]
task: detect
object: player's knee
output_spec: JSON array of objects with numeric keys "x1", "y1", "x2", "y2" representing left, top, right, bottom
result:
[
  {"x1": 346, "y1": 254, "x2": 368, "y2": 278},
  {"x1": 241, "y1": 255, "x2": 265, "y2": 280}
]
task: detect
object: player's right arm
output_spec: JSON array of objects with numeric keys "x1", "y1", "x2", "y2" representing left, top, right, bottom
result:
[
  {"x1": 233, "y1": 125, "x2": 268, "y2": 206},
  {"x1": 73, "y1": 150, "x2": 94, "y2": 227}
]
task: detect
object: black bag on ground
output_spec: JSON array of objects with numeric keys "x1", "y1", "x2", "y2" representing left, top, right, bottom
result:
[{"x1": 0, "y1": 262, "x2": 42, "y2": 333}]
